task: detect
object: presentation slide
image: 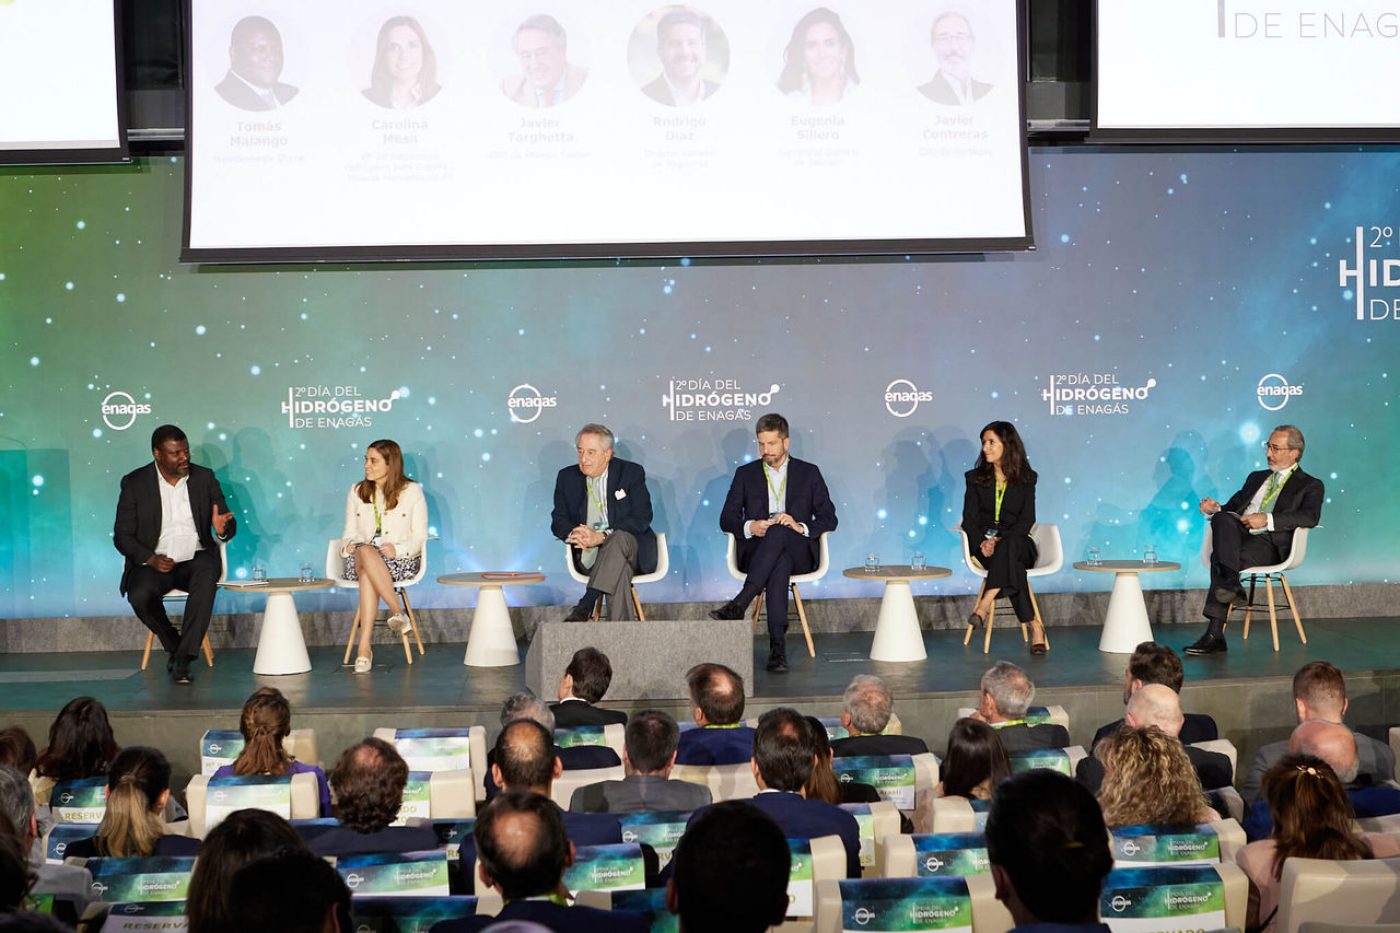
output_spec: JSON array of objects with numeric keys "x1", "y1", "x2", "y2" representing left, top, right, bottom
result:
[
  {"x1": 184, "y1": 1, "x2": 1029, "y2": 260},
  {"x1": 0, "y1": 0, "x2": 125, "y2": 161},
  {"x1": 1096, "y1": 0, "x2": 1400, "y2": 135}
]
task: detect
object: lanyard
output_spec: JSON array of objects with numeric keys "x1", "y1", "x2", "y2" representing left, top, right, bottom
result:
[
  {"x1": 586, "y1": 477, "x2": 607, "y2": 516},
  {"x1": 994, "y1": 479, "x2": 1007, "y2": 523},
  {"x1": 763, "y1": 462, "x2": 787, "y2": 510},
  {"x1": 704, "y1": 723, "x2": 744, "y2": 730},
  {"x1": 1260, "y1": 467, "x2": 1295, "y2": 511},
  {"x1": 371, "y1": 493, "x2": 382, "y2": 533},
  {"x1": 990, "y1": 719, "x2": 1025, "y2": 729}
]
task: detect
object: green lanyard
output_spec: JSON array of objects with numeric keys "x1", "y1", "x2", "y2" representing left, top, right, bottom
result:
[
  {"x1": 1259, "y1": 467, "x2": 1295, "y2": 511},
  {"x1": 704, "y1": 723, "x2": 744, "y2": 730},
  {"x1": 371, "y1": 493, "x2": 382, "y2": 534},
  {"x1": 990, "y1": 718, "x2": 1025, "y2": 729},
  {"x1": 994, "y1": 479, "x2": 1007, "y2": 523},
  {"x1": 763, "y1": 462, "x2": 787, "y2": 511},
  {"x1": 586, "y1": 477, "x2": 607, "y2": 517}
]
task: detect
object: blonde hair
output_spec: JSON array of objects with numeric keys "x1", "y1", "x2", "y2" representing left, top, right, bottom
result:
[
  {"x1": 94, "y1": 747, "x2": 169, "y2": 857},
  {"x1": 1097, "y1": 725, "x2": 1211, "y2": 827}
]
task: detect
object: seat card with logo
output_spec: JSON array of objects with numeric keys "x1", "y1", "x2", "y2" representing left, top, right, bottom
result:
[
  {"x1": 839, "y1": 803, "x2": 876, "y2": 868},
  {"x1": 912, "y1": 833, "x2": 991, "y2": 877},
  {"x1": 564, "y1": 843, "x2": 646, "y2": 896},
  {"x1": 786, "y1": 838, "x2": 815, "y2": 918},
  {"x1": 51, "y1": 776, "x2": 108, "y2": 824},
  {"x1": 336, "y1": 850, "x2": 451, "y2": 898},
  {"x1": 103, "y1": 901, "x2": 188, "y2": 933},
  {"x1": 348, "y1": 894, "x2": 477, "y2": 932},
  {"x1": 206, "y1": 774, "x2": 291, "y2": 830},
  {"x1": 618, "y1": 810, "x2": 692, "y2": 868},
  {"x1": 614, "y1": 888, "x2": 680, "y2": 933},
  {"x1": 554, "y1": 725, "x2": 608, "y2": 749},
  {"x1": 87, "y1": 856, "x2": 196, "y2": 903},
  {"x1": 839, "y1": 876, "x2": 973, "y2": 933},
  {"x1": 831, "y1": 755, "x2": 917, "y2": 810},
  {"x1": 1007, "y1": 748, "x2": 1071, "y2": 776},
  {"x1": 393, "y1": 728, "x2": 472, "y2": 772},
  {"x1": 199, "y1": 729, "x2": 244, "y2": 775},
  {"x1": 1111, "y1": 824, "x2": 1221, "y2": 867},
  {"x1": 395, "y1": 771, "x2": 432, "y2": 823},
  {"x1": 1100, "y1": 865, "x2": 1226, "y2": 933}
]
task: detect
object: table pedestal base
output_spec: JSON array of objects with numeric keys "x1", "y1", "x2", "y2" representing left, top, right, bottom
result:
[
  {"x1": 869, "y1": 580, "x2": 928, "y2": 662},
  {"x1": 1098, "y1": 571, "x2": 1155, "y2": 653},
  {"x1": 464, "y1": 585, "x2": 520, "y2": 667},
  {"x1": 253, "y1": 592, "x2": 312, "y2": 675}
]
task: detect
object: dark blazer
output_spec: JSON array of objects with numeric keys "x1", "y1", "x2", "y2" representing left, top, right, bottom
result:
[
  {"x1": 724, "y1": 791, "x2": 861, "y2": 879},
  {"x1": 65, "y1": 833, "x2": 201, "y2": 860},
  {"x1": 308, "y1": 823, "x2": 439, "y2": 858},
  {"x1": 214, "y1": 71, "x2": 299, "y2": 110},
  {"x1": 484, "y1": 745, "x2": 622, "y2": 800},
  {"x1": 551, "y1": 458, "x2": 657, "y2": 574},
  {"x1": 114, "y1": 462, "x2": 236, "y2": 595},
  {"x1": 1242, "y1": 733, "x2": 1396, "y2": 803},
  {"x1": 551, "y1": 700, "x2": 628, "y2": 728},
  {"x1": 1219, "y1": 467, "x2": 1324, "y2": 556},
  {"x1": 430, "y1": 898, "x2": 648, "y2": 933},
  {"x1": 641, "y1": 75, "x2": 720, "y2": 106},
  {"x1": 962, "y1": 468, "x2": 1036, "y2": 541},
  {"x1": 1077, "y1": 744, "x2": 1233, "y2": 795},
  {"x1": 1243, "y1": 785, "x2": 1400, "y2": 841},
  {"x1": 675, "y1": 726, "x2": 756, "y2": 766},
  {"x1": 917, "y1": 71, "x2": 994, "y2": 105},
  {"x1": 1093, "y1": 714, "x2": 1218, "y2": 753},
  {"x1": 563, "y1": 810, "x2": 624, "y2": 846},
  {"x1": 720, "y1": 457, "x2": 838, "y2": 570},
  {"x1": 994, "y1": 722, "x2": 1070, "y2": 752},
  {"x1": 830, "y1": 735, "x2": 929, "y2": 758},
  {"x1": 569, "y1": 774, "x2": 712, "y2": 814}
]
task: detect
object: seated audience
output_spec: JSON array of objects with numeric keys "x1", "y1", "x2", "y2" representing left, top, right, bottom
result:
[
  {"x1": 64, "y1": 746, "x2": 198, "y2": 858},
  {"x1": 1076, "y1": 685, "x2": 1231, "y2": 794},
  {"x1": 829, "y1": 675, "x2": 929, "y2": 757},
  {"x1": 1096, "y1": 726, "x2": 1220, "y2": 827},
  {"x1": 569, "y1": 710, "x2": 710, "y2": 814},
  {"x1": 30, "y1": 696, "x2": 120, "y2": 805},
  {"x1": 0, "y1": 729, "x2": 36, "y2": 776},
  {"x1": 675, "y1": 663, "x2": 756, "y2": 766},
  {"x1": 429, "y1": 790, "x2": 647, "y2": 933},
  {"x1": 551, "y1": 648, "x2": 628, "y2": 727},
  {"x1": 1242, "y1": 661, "x2": 1396, "y2": 803},
  {"x1": 308, "y1": 737, "x2": 437, "y2": 857},
  {"x1": 666, "y1": 800, "x2": 790, "y2": 933},
  {"x1": 1091, "y1": 641, "x2": 1218, "y2": 752},
  {"x1": 0, "y1": 766, "x2": 92, "y2": 909},
  {"x1": 0, "y1": 811, "x2": 32, "y2": 913},
  {"x1": 1237, "y1": 753, "x2": 1400, "y2": 932},
  {"x1": 485, "y1": 692, "x2": 620, "y2": 799},
  {"x1": 937, "y1": 718, "x2": 1010, "y2": 801},
  {"x1": 187, "y1": 809, "x2": 305, "y2": 933},
  {"x1": 494, "y1": 719, "x2": 622, "y2": 846},
  {"x1": 803, "y1": 716, "x2": 880, "y2": 805},
  {"x1": 971, "y1": 662, "x2": 1070, "y2": 751},
  {"x1": 229, "y1": 847, "x2": 352, "y2": 933},
  {"x1": 986, "y1": 770, "x2": 1114, "y2": 932},
  {"x1": 212, "y1": 687, "x2": 331, "y2": 816}
]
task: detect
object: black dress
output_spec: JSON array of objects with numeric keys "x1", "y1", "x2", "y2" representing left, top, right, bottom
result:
[{"x1": 962, "y1": 468, "x2": 1039, "y2": 622}]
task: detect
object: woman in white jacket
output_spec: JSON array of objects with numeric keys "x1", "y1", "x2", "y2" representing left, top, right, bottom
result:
[{"x1": 342, "y1": 439, "x2": 427, "y2": 672}]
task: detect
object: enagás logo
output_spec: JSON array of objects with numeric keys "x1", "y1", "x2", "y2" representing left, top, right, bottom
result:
[
  {"x1": 508, "y1": 383, "x2": 559, "y2": 423},
  {"x1": 884, "y1": 379, "x2": 933, "y2": 418},
  {"x1": 101, "y1": 391, "x2": 152, "y2": 430},
  {"x1": 1256, "y1": 373, "x2": 1303, "y2": 411}
]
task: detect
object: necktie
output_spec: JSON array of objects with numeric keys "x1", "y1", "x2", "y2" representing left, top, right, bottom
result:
[{"x1": 1260, "y1": 472, "x2": 1280, "y2": 513}]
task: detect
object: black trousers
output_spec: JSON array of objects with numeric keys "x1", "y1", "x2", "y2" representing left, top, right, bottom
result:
[
  {"x1": 736, "y1": 525, "x2": 816, "y2": 648},
  {"x1": 971, "y1": 533, "x2": 1039, "y2": 623},
  {"x1": 125, "y1": 548, "x2": 222, "y2": 663},
  {"x1": 1203, "y1": 513, "x2": 1282, "y2": 621}
]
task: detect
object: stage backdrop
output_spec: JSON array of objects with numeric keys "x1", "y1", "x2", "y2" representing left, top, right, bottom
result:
[{"x1": 1, "y1": 148, "x2": 1396, "y2": 619}]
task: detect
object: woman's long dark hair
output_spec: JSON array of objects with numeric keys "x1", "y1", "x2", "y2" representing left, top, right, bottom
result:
[
  {"x1": 776, "y1": 8, "x2": 859, "y2": 94},
  {"x1": 233, "y1": 687, "x2": 293, "y2": 777},
  {"x1": 972, "y1": 420, "x2": 1032, "y2": 486},
  {"x1": 801, "y1": 716, "x2": 842, "y2": 804},
  {"x1": 1264, "y1": 754, "x2": 1372, "y2": 881},
  {"x1": 942, "y1": 718, "x2": 1010, "y2": 799},
  {"x1": 34, "y1": 696, "x2": 120, "y2": 780},
  {"x1": 187, "y1": 809, "x2": 305, "y2": 933}
]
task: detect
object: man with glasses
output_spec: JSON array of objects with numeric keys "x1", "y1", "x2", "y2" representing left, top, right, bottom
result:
[
  {"x1": 917, "y1": 11, "x2": 993, "y2": 106},
  {"x1": 1184, "y1": 424, "x2": 1323, "y2": 656}
]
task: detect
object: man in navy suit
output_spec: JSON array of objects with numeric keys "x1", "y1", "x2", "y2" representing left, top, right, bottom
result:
[
  {"x1": 491, "y1": 719, "x2": 623, "y2": 848},
  {"x1": 552, "y1": 423, "x2": 657, "y2": 621},
  {"x1": 667, "y1": 800, "x2": 790, "y2": 933},
  {"x1": 972, "y1": 662, "x2": 1070, "y2": 751},
  {"x1": 830, "y1": 675, "x2": 929, "y2": 757},
  {"x1": 551, "y1": 648, "x2": 629, "y2": 728},
  {"x1": 1185, "y1": 424, "x2": 1323, "y2": 656},
  {"x1": 114, "y1": 424, "x2": 235, "y2": 684},
  {"x1": 675, "y1": 663, "x2": 756, "y2": 766},
  {"x1": 711, "y1": 413, "x2": 838, "y2": 672}
]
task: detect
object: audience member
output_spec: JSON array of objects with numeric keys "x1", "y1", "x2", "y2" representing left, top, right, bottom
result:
[
  {"x1": 829, "y1": 675, "x2": 929, "y2": 757},
  {"x1": 309, "y1": 737, "x2": 437, "y2": 857},
  {"x1": 986, "y1": 770, "x2": 1113, "y2": 932},
  {"x1": 569, "y1": 710, "x2": 710, "y2": 813},
  {"x1": 971, "y1": 662, "x2": 1069, "y2": 751},
  {"x1": 64, "y1": 746, "x2": 199, "y2": 858},
  {"x1": 0, "y1": 910, "x2": 72, "y2": 932},
  {"x1": 1090, "y1": 642, "x2": 1218, "y2": 752},
  {"x1": 0, "y1": 766, "x2": 92, "y2": 909},
  {"x1": 1237, "y1": 753, "x2": 1400, "y2": 932},
  {"x1": 31, "y1": 697, "x2": 120, "y2": 804},
  {"x1": 667, "y1": 800, "x2": 790, "y2": 933},
  {"x1": 1242, "y1": 661, "x2": 1396, "y2": 802},
  {"x1": 493, "y1": 720, "x2": 621, "y2": 846},
  {"x1": 803, "y1": 716, "x2": 879, "y2": 805},
  {"x1": 430, "y1": 790, "x2": 647, "y2": 933},
  {"x1": 551, "y1": 648, "x2": 628, "y2": 727},
  {"x1": 675, "y1": 663, "x2": 755, "y2": 766},
  {"x1": 937, "y1": 718, "x2": 1010, "y2": 801},
  {"x1": 1076, "y1": 685, "x2": 1231, "y2": 794},
  {"x1": 486, "y1": 693, "x2": 620, "y2": 799},
  {"x1": 229, "y1": 847, "x2": 352, "y2": 933},
  {"x1": 0, "y1": 811, "x2": 32, "y2": 913},
  {"x1": 0, "y1": 729, "x2": 36, "y2": 776},
  {"x1": 187, "y1": 808, "x2": 305, "y2": 933},
  {"x1": 212, "y1": 687, "x2": 331, "y2": 816},
  {"x1": 1096, "y1": 726, "x2": 1220, "y2": 827}
]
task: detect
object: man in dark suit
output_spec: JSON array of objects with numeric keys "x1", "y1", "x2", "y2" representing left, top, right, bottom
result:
[
  {"x1": 492, "y1": 719, "x2": 622, "y2": 848},
  {"x1": 830, "y1": 674, "x2": 929, "y2": 757},
  {"x1": 1076, "y1": 686, "x2": 1232, "y2": 794},
  {"x1": 551, "y1": 648, "x2": 628, "y2": 727},
  {"x1": 916, "y1": 13, "x2": 994, "y2": 105},
  {"x1": 309, "y1": 738, "x2": 438, "y2": 858},
  {"x1": 114, "y1": 424, "x2": 235, "y2": 685},
  {"x1": 711, "y1": 413, "x2": 838, "y2": 672},
  {"x1": 429, "y1": 790, "x2": 648, "y2": 933},
  {"x1": 1090, "y1": 642, "x2": 1218, "y2": 753},
  {"x1": 1186, "y1": 424, "x2": 1323, "y2": 656},
  {"x1": 972, "y1": 662, "x2": 1070, "y2": 751},
  {"x1": 213, "y1": 16, "x2": 299, "y2": 112},
  {"x1": 484, "y1": 693, "x2": 620, "y2": 800},
  {"x1": 667, "y1": 800, "x2": 791, "y2": 933},
  {"x1": 552, "y1": 423, "x2": 657, "y2": 621},
  {"x1": 640, "y1": 8, "x2": 721, "y2": 107},
  {"x1": 571, "y1": 710, "x2": 711, "y2": 814},
  {"x1": 675, "y1": 663, "x2": 756, "y2": 766}
]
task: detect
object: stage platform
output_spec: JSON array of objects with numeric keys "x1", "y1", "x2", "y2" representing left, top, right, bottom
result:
[{"x1": 3, "y1": 617, "x2": 1398, "y2": 802}]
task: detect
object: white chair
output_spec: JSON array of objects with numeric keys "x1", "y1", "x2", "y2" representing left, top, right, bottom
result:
[
  {"x1": 550, "y1": 764, "x2": 625, "y2": 808},
  {"x1": 669, "y1": 761, "x2": 761, "y2": 802},
  {"x1": 1192, "y1": 738, "x2": 1240, "y2": 784},
  {"x1": 725, "y1": 531, "x2": 830, "y2": 658},
  {"x1": 815, "y1": 874, "x2": 1012, "y2": 933},
  {"x1": 329, "y1": 537, "x2": 427, "y2": 665},
  {"x1": 139, "y1": 539, "x2": 228, "y2": 671},
  {"x1": 1200, "y1": 526, "x2": 1310, "y2": 651},
  {"x1": 953, "y1": 522, "x2": 1063, "y2": 654},
  {"x1": 563, "y1": 532, "x2": 670, "y2": 621},
  {"x1": 1278, "y1": 856, "x2": 1400, "y2": 933},
  {"x1": 185, "y1": 771, "x2": 319, "y2": 839}
]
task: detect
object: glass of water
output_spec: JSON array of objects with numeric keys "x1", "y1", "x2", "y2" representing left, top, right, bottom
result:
[
  {"x1": 910, "y1": 551, "x2": 926, "y2": 572},
  {"x1": 299, "y1": 562, "x2": 314, "y2": 583},
  {"x1": 1143, "y1": 545, "x2": 1158, "y2": 566},
  {"x1": 865, "y1": 553, "x2": 881, "y2": 573},
  {"x1": 1086, "y1": 547, "x2": 1101, "y2": 567},
  {"x1": 252, "y1": 562, "x2": 267, "y2": 581}
]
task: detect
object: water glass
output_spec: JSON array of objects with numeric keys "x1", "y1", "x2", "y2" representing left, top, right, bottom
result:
[
  {"x1": 910, "y1": 551, "x2": 927, "y2": 572},
  {"x1": 864, "y1": 553, "x2": 881, "y2": 574},
  {"x1": 1143, "y1": 545, "x2": 1158, "y2": 566},
  {"x1": 1086, "y1": 547, "x2": 1101, "y2": 567},
  {"x1": 299, "y1": 561, "x2": 314, "y2": 583},
  {"x1": 252, "y1": 562, "x2": 267, "y2": 582}
]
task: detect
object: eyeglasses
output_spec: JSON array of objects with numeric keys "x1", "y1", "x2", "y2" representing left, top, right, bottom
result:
[{"x1": 1263, "y1": 444, "x2": 1294, "y2": 454}]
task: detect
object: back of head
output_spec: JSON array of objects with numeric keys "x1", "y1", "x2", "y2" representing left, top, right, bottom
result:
[
  {"x1": 329, "y1": 737, "x2": 408, "y2": 833},
  {"x1": 230, "y1": 847, "x2": 351, "y2": 933},
  {"x1": 500, "y1": 691, "x2": 556, "y2": 731},
  {"x1": 187, "y1": 809, "x2": 305, "y2": 933},
  {"x1": 981, "y1": 661, "x2": 1033, "y2": 720},
  {"x1": 1262, "y1": 753, "x2": 1370, "y2": 878},
  {"x1": 753, "y1": 708, "x2": 812, "y2": 792},
  {"x1": 942, "y1": 718, "x2": 1010, "y2": 799},
  {"x1": 671, "y1": 800, "x2": 790, "y2": 933},
  {"x1": 0, "y1": 765, "x2": 36, "y2": 840},
  {"x1": 0, "y1": 809, "x2": 33, "y2": 912},
  {"x1": 986, "y1": 770, "x2": 1112, "y2": 924},
  {"x1": 564, "y1": 648, "x2": 613, "y2": 704},
  {"x1": 843, "y1": 674, "x2": 893, "y2": 734},
  {"x1": 1294, "y1": 661, "x2": 1347, "y2": 719},
  {"x1": 475, "y1": 790, "x2": 568, "y2": 902},
  {"x1": 624, "y1": 710, "x2": 679, "y2": 775},
  {"x1": 802, "y1": 715, "x2": 841, "y2": 805},
  {"x1": 0, "y1": 727, "x2": 37, "y2": 776},
  {"x1": 97, "y1": 746, "x2": 170, "y2": 857},
  {"x1": 686, "y1": 663, "x2": 746, "y2": 725},
  {"x1": 236, "y1": 687, "x2": 292, "y2": 776},
  {"x1": 1290, "y1": 720, "x2": 1359, "y2": 784},
  {"x1": 1096, "y1": 726, "x2": 1205, "y2": 827},
  {"x1": 1127, "y1": 642, "x2": 1185, "y2": 692},
  {"x1": 495, "y1": 719, "x2": 556, "y2": 792},
  {"x1": 1125, "y1": 684, "x2": 1184, "y2": 736},
  {"x1": 36, "y1": 696, "x2": 119, "y2": 780}
]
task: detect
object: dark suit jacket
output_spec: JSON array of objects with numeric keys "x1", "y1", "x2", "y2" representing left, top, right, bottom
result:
[
  {"x1": 114, "y1": 462, "x2": 236, "y2": 595},
  {"x1": 1092, "y1": 714, "x2": 1219, "y2": 753},
  {"x1": 1241, "y1": 732, "x2": 1396, "y2": 803},
  {"x1": 717, "y1": 791, "x2": 861, "y2": 879},
  {"x1": 917, "y1": 71, "x2": 993, "y2": 105},
  {"x1": 484, "y1": 746, "x2": 622, "y2": 799},
  {"x1": 1219, "y1": 467, "x2": 1324, "y2": 556},
  {"x1": 1243, "y1": 785, "x2": 1400, "y2": 841},
  {"x1": 563, "y1": 810, "x2": 624, "y2": 846},
  {"x1": 551, "y1": 458, "x2": 657, "y2": 574},
  {"x1": 569, "y1": 774, "x2": 712, "y2": 814},
  {"x1": 551, "y1": 700, "x2": 628, "y2": 728},
  {"x1": 675, "y1": 726, "x2": 756, "y2": 766},
  {"x1": 308, "y1": 823, "x2": 439, "y2": 858},
  {"x1": 429, "y1": 898, "x2": 648, "y2": 933},
  {"x1": 214, "y1": 71, "x2": 299, "y2": 110},
  {"x1": 720, "y1": 457, "x2": 838, "y2": 571},
  {"x1": 830, "y1": 735, "x2": 929, "y2": 758},
  {"x1": 962, "y1": 469, "x2": 1036, "y2": 541},
  {"x1": 65, "y1": 833, "x2": 201, "y2": 860},
  {"x1": 1077, "y1": 744, "x2": 1233, "y2": 795},
  {"x1": 994, "y1": 722, "x2": 1070, "y2": 752},
  {"x1": 641, "y1": 75, "x2": 720, "y2": 106}
]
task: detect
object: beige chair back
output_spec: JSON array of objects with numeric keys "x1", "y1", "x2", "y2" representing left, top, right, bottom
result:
[
  {"x1": 670, "y1": 761, "x2": 761, "y2": 802},
  {"x1": 1278, "y1": 856, "x2": 1400, "y2": 933},
  {"x1": 1192, "y1": 738, "x2": 1240, "y2": 782},
  {"x1": 813, "y1": 874, "x2": 1013, "y2": 933},
  {"x1": 549, "y1": 765, "x2": 625, "y2": 808},
  {"x1": 186, "y1": 770, "x2": 318, "y2": 839}
]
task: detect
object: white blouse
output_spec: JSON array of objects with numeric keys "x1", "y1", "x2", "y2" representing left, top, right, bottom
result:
[{"x1": 340, "y1": 481, "x2": 428, "y2": 559}]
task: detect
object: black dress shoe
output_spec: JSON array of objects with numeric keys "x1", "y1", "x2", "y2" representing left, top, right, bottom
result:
[
  {"x1": 766, "y1": 653, "x2": 789, "y2": 673},
  {"x1": 1183, "y1": 633, "x2": 1228, "y2": 656},
  {"x1": 563, "y1": 605, "x2": 593, "y2": 623},
  {"x1": 709, "y1": 601, "x2": 744, "y2": 621},
  {"x1": 966, "y1": 612, "x2": 984, "y2": 630},
  {"x1": 173, "y1": 667, "x2": 193, "y2": 685}
]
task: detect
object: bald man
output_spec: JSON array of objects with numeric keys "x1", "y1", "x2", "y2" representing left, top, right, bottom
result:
[
  {"x1": 1075, "y1": 684, "x2": 1232, "y2": 795},
  {"x1": 491, "y1": 719, "x2": 622, "y2": 848}
]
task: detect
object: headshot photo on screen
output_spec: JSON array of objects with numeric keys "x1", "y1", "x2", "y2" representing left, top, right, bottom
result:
[
  {"x1": 500, "y1": 14, "x2": 589, "y2": 109},
  {"x1": 776, "y1": 7, "x2": 859, "y2": 106},
  {"x1": 917, "y1": 9, "x2": 993, "y2": 106},
  {"x1": 214, "y1": 15, "x2": 299, "y2": 112},
  {"x1": 633, "y1": 6, "x2": 728, "y2": 108},
  {"x1": 362, "y1": 15, "x2": 441, "y2": 110}
]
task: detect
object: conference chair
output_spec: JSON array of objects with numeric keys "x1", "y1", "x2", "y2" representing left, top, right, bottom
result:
[
  {"x1": 1110, "y1": 819, "x2": 1247, "y2": 866},
  {"x1": 1192, "y1": 738, "x2": 1240, "y2": 784},
  {"x1": 953, "y1": 522, "x2": 1063, "y2": 654},
  {"x1": 348, "y1": 896, "x2": 480, "y2": 930},
  {"x1": 549, "y1": 763, "x2": 626, "y2": 808},
  {"x1": 139, "y1": 539, "x2": 227, "y2": 671},
  {"x1": 843, "y1": 800, "x2": 903, "y2": 878},
  {"x1": 955, "y1": 705, "x2": 1070, "y2": 732},
  {"x1": 372, "y1": 725, "x2": 487, "y2": 803},
  {"x1": 877, "y1": 830, "x2": 992, "y2": 880},
  {"x1": 1005, "y1": 746, "x2": 1088, "y2": 777},
  {"x1": 815, "y1": 874, "x2": 1012, "y2": 933},
  {"x1": 563, "y1": 531, "x2": 670, "y2": 621},
  {"x1": 555, "y1": 723, "x2": 626, "y2": 760},
  {"x1": 1278, "y1": 856, "x2": 1400, "y2": 933},
  {"x1": 199, "y1": 727, "x2": 320, "y2": 775},
  {"x1": 1200, "y1": 526, "x2": 1311, "y2": 651},
  {"x1": 1099, "y1": 863, "x2": 1249, "y2": 933},
  {"x1": 185, "y1": 770, "x2": 320, "y2": 838},
  {"x1": 831, "y1": 752, "x2": 940, "y2": 834},
  {"x1": 329, "y1": 537, "x2": 427, "y2": 666},
  {"x1": 930, "y1": 796, "x2": 983, "y2": 834},
  {"x1": 776, "y1": 835, "x2": 848, "y2": 932},
  {"x1": 669, "y1": 761, "x2": 761, "y2": 802},
  {"x1": 725, "y1": 531, "x2": 830, "y2": 658},
  {"x1": 1300, "y1": 925, "x2": 1400, "y2": 933}
]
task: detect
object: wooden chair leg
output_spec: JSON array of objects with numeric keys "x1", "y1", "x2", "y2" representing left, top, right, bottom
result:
[
  {"x1": 1281, "y1": 574, "x2": 1307, "y2": 644},
  {"x1": 964, "y1": 580, "x2": 987, "y2": 647},
  {"x1": 1027, "y1": 583, "x2": 1048, "y2": 649},
  {"x1": 632, "y1": 587, "x2": 644, "y2": 622},
  {"x1": 201, "y1": 635, "x2": 215, "y2": 668},
  {"x1": 593, "y1": 594, "x2": 603, "y2": 621},
  {"x1": 401, "y1": 589, "x2": 425, "y2": 655},
  {"x1": 752, "y1": 592, "x2": 765, "y2": 633},
  {"x1": 342, "y1": 608, "x2": 361, "y2": 665},
  {"x1": 791, "y1": 584, "x2": 815, "y2": 658},
  {"x1": 1265, "y1": 577, "x2": 1280, "y2": 652},
  {"x1": 984, "y1": 600, "x2": 996, "y2": 655},
  {"x1": 1242, "y1": 577, "x2": 1256, "y2": 640},
  {"x1": 141, "y1": 632, "x2": 155, "y2": 671}
]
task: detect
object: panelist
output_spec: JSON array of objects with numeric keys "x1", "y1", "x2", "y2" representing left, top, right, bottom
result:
[
  {"x1": 363, "y1": 16, "x2": 441, "y2": 110},
  {"x1": 501, "y1": 15, "x2": 588, "y2": 108},
  {"x1": 1185, "y1": 424, "x2": 1322, "y2": 656},
  {"x1": 114, "y1": 424, "x2": 235, "y2": 685},
  {"x1": 641, "y1": 8, "x2": 722, "y2": 107},
  {"x1": 551, "y1": 423, "x2": 657, "y2": 621},
  {"x1": 341, "y1": 439, "x2": 428, "y2": 673},
  {"x1": 963, "y1": 420, "x2": 1046, "y2": 654},
  {"x1": 917, "y1": 11, "x2": 993, "y2": 106},
  {"x1": 214, "y1": 16, "x2": 299, "y2": 112},
  {"x1": 711, "y1": 413, "x2": 838, "y2": 673},
  {"x1": 776, "y1": 8, "x2": 860, "y2": 106}
]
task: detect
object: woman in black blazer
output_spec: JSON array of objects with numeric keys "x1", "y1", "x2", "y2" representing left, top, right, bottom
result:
[{"x1": 962, "y1": 421, "x2": 1045, "y2": 653}]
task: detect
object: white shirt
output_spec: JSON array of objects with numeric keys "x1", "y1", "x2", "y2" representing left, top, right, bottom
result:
[
  {"x1": 155, "y1": 471, "x2": 201, "y2": 563},
  {"x1": 586, "y1": 466, "x2": 610, "y2": 527},
  {"x1": 744, "y1": 457, "x2": 809, "y2": 539},
  {"x1": 1242, "y1": 464, "x2": 1298, "y2": 533},
  {"x1": 662, "y1": 74, "x2": 707, "y2": 107},
  {"x1": 229, "y1": 69, "x2": 282, "y2": 109}
]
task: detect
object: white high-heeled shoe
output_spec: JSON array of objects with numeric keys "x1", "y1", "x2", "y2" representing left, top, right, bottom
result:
[
  {"x1": 354, "y1": 652, "x2": 373, "y2": 674},
  {"x1": 387, "y1": 613, "x2": 410, "y2": 635}
]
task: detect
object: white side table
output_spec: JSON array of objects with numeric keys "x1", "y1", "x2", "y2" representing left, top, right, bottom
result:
[
  {"x1": 1073, "y1": 560, "x2": 1182, "y2": 653},
  {"x1": 843, "y1": 565, "x2": 952, "y2": 662},
  {"x1": 438, "y1": 572, "x2": 545, "y2": 667}
]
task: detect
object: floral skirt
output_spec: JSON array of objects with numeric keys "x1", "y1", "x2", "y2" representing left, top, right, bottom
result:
[{"x1": 343, "y1": 551, "x2": 421, "y2": 583}]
